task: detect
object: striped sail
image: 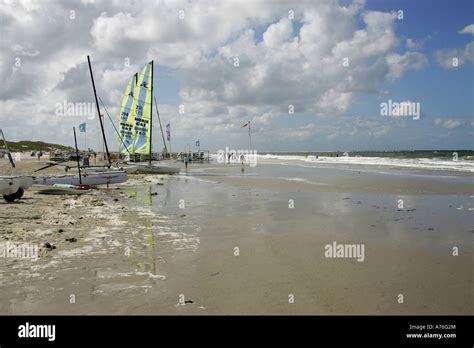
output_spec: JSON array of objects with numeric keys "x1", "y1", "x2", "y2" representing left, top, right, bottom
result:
[
  {"x1": 132, "y1": 62, "x2": 152, "y2": 154},
  {"x1": 118, "y1": 75, "x2": 136, "y2": 153}
]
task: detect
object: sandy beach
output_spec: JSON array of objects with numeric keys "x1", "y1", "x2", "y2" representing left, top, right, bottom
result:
[{"x1": 0, "y1": 157, "x2": 472, "y2": 315}]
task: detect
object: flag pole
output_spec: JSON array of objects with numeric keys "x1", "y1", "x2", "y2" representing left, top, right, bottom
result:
[{"x1": 248, "y1": 120, "x2": 252, "y2": 149}]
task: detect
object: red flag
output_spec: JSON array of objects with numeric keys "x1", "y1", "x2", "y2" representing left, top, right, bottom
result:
[{"x1": 241, "y1": 121, "x2": 250, "y2": 128}]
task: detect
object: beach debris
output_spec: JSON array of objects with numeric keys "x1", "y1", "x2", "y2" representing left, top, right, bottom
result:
[
  {"x1": 210, "y1": 272, "x2": 220, "y2": 277},
  {"x1": 343, "y1": 197, "x2": 351, "y2": 200},
  {"x1": 58, "y1": 228, "x2": 64, "y2": 233},
  {"x1": 180, "y1": 214, "x2": 186, "y2": 218},
  {"x1": 150, "y1": 192, "x2": 158, "y2": 196},
  {"x1": 184, "y1": 300, "x2": 194, "y2": 304},
  {"x1": 43, "y1": 242, "x2": 56, "y2": 251},
  {"x1": 156, "y1": 183, "x2": 164, "y2": 186},
  {"x1": 65, "y1": 237, "x2": 77, "y2": 243},
  {"x1": 113, "y1": 198, "x2": 119, "y2": 202},
  {"x1": 427, "y1": 228, "x2": 434, "y2": 231}
]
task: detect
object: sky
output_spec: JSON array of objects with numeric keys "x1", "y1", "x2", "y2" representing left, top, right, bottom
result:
[{"x1": 0, "y1": 0, "x2": 473, "y2": 152}]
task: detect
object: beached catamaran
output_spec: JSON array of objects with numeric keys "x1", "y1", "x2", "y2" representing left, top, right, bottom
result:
[
  {"x1": 0, "y1": 129, "x2": 33, "y2": 202},
  {"x1": 32, "y1": 56, "x2": 128, "y2": 187},
  {"x1": 118, "y1": 61, "x2": 179, "y2": 175},
  {"x1": 35, "y1": 127, "x2": 91, "y2": 195}
]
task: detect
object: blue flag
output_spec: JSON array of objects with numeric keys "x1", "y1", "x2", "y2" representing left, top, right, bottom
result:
[{"x1": 79, "y1": 123, "x2": 86, "y2": 132}]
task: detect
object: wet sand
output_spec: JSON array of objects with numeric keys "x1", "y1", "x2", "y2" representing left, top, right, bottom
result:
[{"x1": 0, "y1": 158, "x2": 472, "y2": 314}]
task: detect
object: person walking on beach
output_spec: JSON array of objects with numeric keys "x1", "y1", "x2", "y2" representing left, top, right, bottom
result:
[
  {"x1": 228, "y1": 152, "x2": 233, "y2": 164},
  {"x1": 184, "y1": 155, "x2": 189, "y2": 170}
]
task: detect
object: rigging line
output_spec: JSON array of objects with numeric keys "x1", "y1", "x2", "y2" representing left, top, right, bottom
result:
[
  {"x1": 154, "y1": 96, "x2": 168, "y2": 155},
  {"x1": 98, "y1": 96, "x2": 131, "y2": 156}
]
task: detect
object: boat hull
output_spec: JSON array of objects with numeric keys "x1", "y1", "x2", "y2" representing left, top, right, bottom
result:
[
  {"x1": 0, "y1": 176, "x2": 33, "y2": 195},
  {"x1": 0, "y1": 177, "x2": 21, "y2": 196},
  {"x1": 33, "y1": 171, "x2": 128, "y2": 186}
]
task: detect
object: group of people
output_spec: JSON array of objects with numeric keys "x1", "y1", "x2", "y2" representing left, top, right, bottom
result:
[{"x1": 226, "y1": 152, "x2": 245, "y2": 165}]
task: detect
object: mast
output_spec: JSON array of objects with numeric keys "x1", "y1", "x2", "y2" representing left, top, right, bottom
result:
[
  {"x1": 149, "y1": 60, "x2": 154, "y2": 165},
  {"x1": 154, "y1": 96, "x2": 168, "y2": 156},
  {"x1": 87, "y1": 55, "x2": 111, "y2": 167},
  {"x1": 73, "y1": 127, "x2": 83, "y2": 185}
]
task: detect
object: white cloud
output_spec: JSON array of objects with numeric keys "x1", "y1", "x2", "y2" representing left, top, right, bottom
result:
[
  {"x1": 0, "y1": 0, "x2": 435, "y2": 150},
  {"x1": 435, "y1": 42, "x2": 474, "y2": 69},
  {"x1": 435, "y1": 25, "x2": 474, "y2": 69},
  {"x1": 406, "y1": 38, "x2": 420, "y2": 50},
  {"x1": 459, "y1": 24, "x2": 474, "y2": 35},
  {"x1": 386, "y1": 52, "x2": 427, "y2": 79},
  {"x1": 442, "y1": 119, "x2": 462, "y2": 129},
  {"x1": 263, "y1": 18, "x2": 293, "y2": 48},
  {"x1": 433, "y1": 118, "x2": 463, "y2": 129}
]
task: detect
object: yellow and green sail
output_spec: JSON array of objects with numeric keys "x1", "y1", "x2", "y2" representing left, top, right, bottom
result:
[
  {"x1": 118, "y1": 75, "x2": 136, "y2": 153},
  {"x1": 118, "y1": 62, "x2": 153, "y2": 154}
]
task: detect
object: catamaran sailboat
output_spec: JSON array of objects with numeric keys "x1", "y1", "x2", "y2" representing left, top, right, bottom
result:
[
  {"x1": 117, "y1": 61, "x2": 179, "y2": 175},
  {"x1": 32, "y1": 57, "x2": 128, "y2": 187},
  {"x1": 33, "y1": 170, "x2": 127, "y2": 186}
]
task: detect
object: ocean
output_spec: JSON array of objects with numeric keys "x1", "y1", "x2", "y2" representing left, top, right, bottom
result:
[{"x1": 255, "y1": 150, "x2": 474, "y2": 174}]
